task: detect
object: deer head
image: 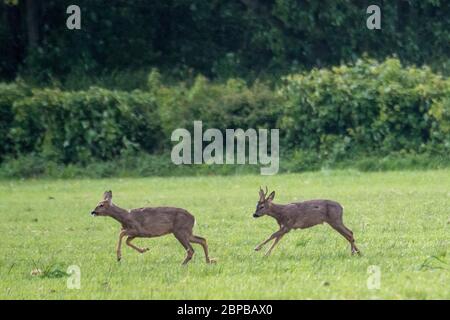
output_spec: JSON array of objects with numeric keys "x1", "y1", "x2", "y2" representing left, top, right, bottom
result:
[
  {"x1": 253, "y1": 186, "x2": 275, "y2": 218},
  {"x1": 91, "y1": 190, "x2": 113, "y2": 217}
]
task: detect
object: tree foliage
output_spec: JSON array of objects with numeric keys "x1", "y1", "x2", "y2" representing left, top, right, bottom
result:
[
  {"x1": 0, "y1": 0, "x2": 449, "y2": 83},
  {"x1": 1, "y1": 59, "x2": 449, "y2": 165}
]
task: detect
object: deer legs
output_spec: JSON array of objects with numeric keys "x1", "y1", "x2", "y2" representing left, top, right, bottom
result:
[
  {"x1": 264, "y1": 232, "x2": 287, "y2": 256},
  {"x1": 254, "y1": 229, "x2": 281, "y2": 251},
  {"x1": 173, "y1": 231, "x2": 216, "y2": 265},
  {"x1": 189, "y1": 235, "x2": 216, "y2": 264},
  {"x1": 116, "y1": 230, "x2": 127, "y2": 261},
  {"x1": 115, "y1": 228, "x2": 215, "y2": 265},
  {"x1": 255, "y1": 227, "x2": 290, "y2": 256},
  {"x1": 126, "y1": 237, "x2": 149, "y2": 254},
  {"x1": 174, "y1": 232, "x2": 195, "y2": 265},
  {"x1": 329, "y1": 222, "x2": 361, "y2": 255},
  {"x1": 117, "y1": 231, "x2": 149, "y2": 261}
]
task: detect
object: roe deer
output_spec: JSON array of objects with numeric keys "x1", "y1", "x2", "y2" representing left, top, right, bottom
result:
[
  {"x1": 253, "y1": 187, "x2": 360, "y2": 256},
  {"x1": 90, "y1": 191, "x2": 215, "y2": 265}
]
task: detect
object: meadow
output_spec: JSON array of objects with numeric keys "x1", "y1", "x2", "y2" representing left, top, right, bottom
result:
[{"x1": 0, "y1": 170, "x2": 449, "y2": 299}]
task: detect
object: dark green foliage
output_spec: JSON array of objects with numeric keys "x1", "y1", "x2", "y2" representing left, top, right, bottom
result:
[
  {"x1": 0, "y1": 1, "x2": 449, "y2": 84},
  {"x1": 1, "y1": 1, "x2": 449, "y2": 178},
  {"x1": 154, "y1": 74, "x2": 282, "y2": 138},
  {"x1": 280, "y1": 58, "x2": 450, "y2": 161},
  {"x1": 0, "y1": 83, "x2": 31, "y2": 160},
  {"x1": 0, "y1": 58, "x2": 449, "y2": 178},
  {"x1": 6, "y1": 87, "x2": 162, "y2": 163}
]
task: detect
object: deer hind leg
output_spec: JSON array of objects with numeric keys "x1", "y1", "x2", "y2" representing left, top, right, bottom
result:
[
  {"x1": 343, "y1": 225, "x2": 360, "y2": 255},
  {"x1": 174, "y1": 231, "x2": 195, "y2": 265},
  {"x1": 126, "y1": 237, "x2": 149, "y2": 254},
  {"x1": 329, "y1": 222, "x2": 360, "y2": 255},
  {"x1": 190, "y1": 235, "x2": 216, "y2": 264}
]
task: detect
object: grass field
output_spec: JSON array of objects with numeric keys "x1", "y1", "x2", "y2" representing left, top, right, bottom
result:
[{"x1": 0, "y1": 170, "x2": 449, "y2": 299}]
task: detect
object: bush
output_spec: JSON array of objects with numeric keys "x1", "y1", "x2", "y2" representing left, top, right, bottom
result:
[
  {"x1": 1, "y1": 58, "x2": 449, "y2": 177},
  {"x1": 279, "y1": 58, "x2": 450, "y2": 160},
  {"x1": 154, "y1": 74, "x2": 283, "y2": 140},
  {"x1": 0, "y1": 83, "x2": 31, "y2": 160},
  {"x1": 9, "y1": 87, "x2": 163, "y2": 163},
  {"x1": 4, "y1": 74, "x2": 281, "y2": 165},
  {"x1": 0, "y1": 154, "x2": 54, "y2": 179}
]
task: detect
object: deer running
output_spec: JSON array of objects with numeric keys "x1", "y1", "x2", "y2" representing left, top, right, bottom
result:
[
  {"x1": 90, "y1": 191, "x2": 215, "y2": 265},
  {"x1": 253, "y1": 187, "x2": 360, "y2": 256}
]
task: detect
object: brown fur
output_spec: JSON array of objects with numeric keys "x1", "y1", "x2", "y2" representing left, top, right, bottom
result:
[
  {"x1": 253, "y1": 187, "x2": 360, "y2": 256},
  {"x1": 91, "y1": 191, "x2": 215, "y2": 265}
]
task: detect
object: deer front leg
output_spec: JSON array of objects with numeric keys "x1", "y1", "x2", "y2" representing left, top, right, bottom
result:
[
  {"x1": 264, "y1": 230, "x2": 288, "y2": 256},
  {"x1": 116, "y1": 230, "x2": 127, "y2": 261},
  {"x1": 126, "y1": 237, "x2": 149, "y2": 254},
  {"x1": 255, "y1": 227, "x2": 289, "y2": 252}
]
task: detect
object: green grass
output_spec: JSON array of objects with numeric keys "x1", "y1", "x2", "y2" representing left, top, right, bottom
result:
[{"x1": 0, "y1": 170, "x2": 449, "y2": 299}]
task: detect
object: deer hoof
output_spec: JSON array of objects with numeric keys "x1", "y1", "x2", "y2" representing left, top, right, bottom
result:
[
  {"x1": 141, "y1": 248, "x2": 150, "y2": 253},
  {"x1": 263, "y1": 252, "x2": 271, "y2": 257},
  {"x1": 208, "y1": 258, "x2": 217, "y2": 264},
  {"x1": 254, "y1": 246, "x2": 261, "y2": 252}
]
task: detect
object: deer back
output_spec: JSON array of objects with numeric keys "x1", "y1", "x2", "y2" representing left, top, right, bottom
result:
[
  {"x1": 128, "y1": 207, "x2": 195, "y2": 237},
  {"x1": 283, "y1": 199, "x2": 343, "y2": 229}
]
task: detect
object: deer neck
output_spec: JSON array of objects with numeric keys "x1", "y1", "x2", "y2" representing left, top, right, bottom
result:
[
  {"x1": 107, "y1": 204, "x2": 131, "y2": 226},
  {"x1": 267, "y1": 202, "x2": 285, "y2": 222}
]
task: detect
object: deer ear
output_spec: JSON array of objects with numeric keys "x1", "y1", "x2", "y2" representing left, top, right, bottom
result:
[
  {"x1": 103, "y1": 190, "x2": 112, "y2": 202},
  {"x1": 267, "y1": 191, "x2": 275, "y2": 202}
]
